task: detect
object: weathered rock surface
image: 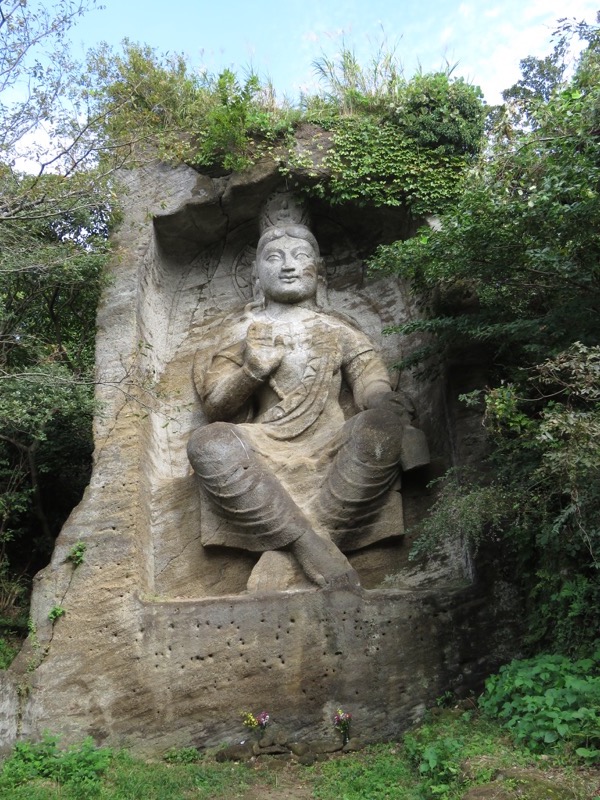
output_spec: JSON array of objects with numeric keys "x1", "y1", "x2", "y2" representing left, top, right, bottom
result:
[{"x1": 0, "y1": 142, "x2": 518, "y2": 754}]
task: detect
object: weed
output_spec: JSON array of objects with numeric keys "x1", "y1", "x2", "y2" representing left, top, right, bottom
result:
[
  {"x1": 314, "y1": 744, "x2": 418, "y2": 800},
  {"x1": 66, "y1": 542, "x2": 87, "y2": 567},
  {"x1": 404, "y1": 728, "x2": 464, "y2": 797},
  {"x1": 0, "y1": 716, "x2": 596, "y2": 800},
  {"x1": 47, "y1": 606, "x2": 65, "y2": 623},
  {"x1": 0, "y1": 734, "x2": 112, "y2": 797},
  {"x1": 162, "y1": 746, "x2": 201, "y2": 764}
]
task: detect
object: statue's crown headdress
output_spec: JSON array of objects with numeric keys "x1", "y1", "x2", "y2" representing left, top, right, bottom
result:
[{"x1": 259, "y1": 190, "x2": 310, "y2": 234}]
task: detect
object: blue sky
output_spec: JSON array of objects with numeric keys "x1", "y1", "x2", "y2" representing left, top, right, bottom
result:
[{"x1": 69, "y1": 0, "x2": 599, "y2": 104}]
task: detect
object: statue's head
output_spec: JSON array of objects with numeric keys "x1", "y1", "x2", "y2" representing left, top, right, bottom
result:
[{"x1": 252, "y1": 224, "x2": 325, "y2": 307}]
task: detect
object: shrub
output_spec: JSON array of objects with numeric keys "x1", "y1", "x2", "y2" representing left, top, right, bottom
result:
[
  {"x1": 404, "y1": 727, "x2": 464, "y2": 797},
  {"x1": 0, "y1": 734, "x2": 113, "y2": 796},
  {"x1": 479, "y1": 651, "x2": 600, "y2": 762},
  {"x1": 0, "y1": 636, "x2": 17, "y2": 669}
]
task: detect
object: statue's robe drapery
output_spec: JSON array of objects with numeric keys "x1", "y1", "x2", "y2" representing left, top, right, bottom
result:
[{"x1": 194, "y1": 307, "x2": 402, "y2": 552}]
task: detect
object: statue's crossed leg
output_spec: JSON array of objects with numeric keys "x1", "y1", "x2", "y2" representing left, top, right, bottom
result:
[{"x1": 187, "y1": 407, "x2": 407, "y2": 588}]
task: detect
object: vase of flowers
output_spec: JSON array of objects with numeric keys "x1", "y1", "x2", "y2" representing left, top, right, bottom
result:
[
  {"x1": 241, "y1": 710, "x2": 270, "y2": 739},
  {"x1": 333, "y1": 708, "x2": 352, "y2": 745}
]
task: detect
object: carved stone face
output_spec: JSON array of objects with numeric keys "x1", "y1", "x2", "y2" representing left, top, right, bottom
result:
[{"x1": 256, "y1": 234, "x2": 318, "y2": 304}]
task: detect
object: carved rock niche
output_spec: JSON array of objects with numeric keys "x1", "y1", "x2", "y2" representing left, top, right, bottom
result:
[
  {"x1": 141, "y1": 172, "x2": 452, "y2": 598},
  {"x1": 1, "y1": 158, "x2": 510, "y2": 756}
]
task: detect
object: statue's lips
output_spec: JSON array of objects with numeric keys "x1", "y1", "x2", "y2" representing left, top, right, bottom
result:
[{"x1": 279, "y1": 275, "x2": 299, "y2": 282}]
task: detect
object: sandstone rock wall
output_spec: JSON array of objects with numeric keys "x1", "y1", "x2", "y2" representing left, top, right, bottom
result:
[{"x1": 1, "y1": 152, "x2": 514, "y2": 754}]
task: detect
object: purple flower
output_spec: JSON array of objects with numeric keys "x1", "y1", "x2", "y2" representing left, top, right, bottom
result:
[
  {"x1": 255, "y1": 711, "x2": 270, "y2": 729},
  {"x1": 333, "y1": 708, "x2": 352, "y2": 742}
]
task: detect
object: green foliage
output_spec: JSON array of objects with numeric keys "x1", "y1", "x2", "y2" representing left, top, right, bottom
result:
[
  {"x1": 1, "y1": 0, "x2": 114, "y2": 618},
  {"x1": 388, "y1": 71, "x2": 485, "y2": 155},
  {"x1": 192, "y1": 69, "x2": 279, "y2": 171},
  {"x1": 88, "y1": 40, "x2": 212, "y2": 163},
  {"x1": 92, "y1": 41, "x2": 483, "y2": 211},
  {"x1": 89, "y1": 42, "x2": 296, "y2": 172},
  {"x1": 0, "y1": 734, "x2": 112, "y2": 797},
  {"x1": 162, "y1": 746, "x2": 201, "y2": 764},
  {"x1": 0, "y1": 636, "x2": 18, "y2": 669},
  {"x1": 404, "y1": 728, "x2": 464, "y2": 797},
  {"x1": 314, "y1": 711, "x2": 569, "y2": 800},
  {"x1": 0, "y1": 556, "x2": 27, "y2": 625},
  {"x1": 47, "y1": 606, "x2": 65, "y2": 623},
  {"x1": 310, "y1": 43, "x2": 405, "y2": 116},
  {"x1": 371, "y1": 26, "x2": 600, "y2": 367},
  {"x1": 409, "y1": 345, "x2": 600, "y2": 654},
  {"x1": 408, "y1": 469, "x2": 513, "y2": 561},
  {"x1": 0, "y1": 224, "x2": 103, "y2": 586},
  {"x1": 314, "y1": 117, "x2": 470, "y2": 214},
  {"x1": 0, "y1": 738, "x2": 252, "y2": 799},
  {"x1": 373, "y1": 22, "x2": 600, "y2": 655},
  {"x1": 1, "y1": 714, "x2": 596, "y2": 800},
  {"x1": 303, "y1": 53, "x2": 485, "y2": 214},
  {"x1": 66, "y1": 541, "x2": 86, "y2": 567},
  {"x1": 479, "y1": 652, "x2": 600, "y2": 762}
]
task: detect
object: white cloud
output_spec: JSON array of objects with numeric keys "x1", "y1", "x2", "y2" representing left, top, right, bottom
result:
[
  {"x1": 484, "y1": 6, "x2": 503, "y2": 19},
  {"x1": 439, "y1": 0, "x2": 598, "y2": 103},
  {"x1": 439, "y1": 26, "x2": 454, "y2": 45},
  {"x1": 303, "y1": 30, "x2": 321, "y2": 44}
]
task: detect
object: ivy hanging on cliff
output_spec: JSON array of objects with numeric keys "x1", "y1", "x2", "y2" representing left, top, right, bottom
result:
[
  {"x1": 311, "y1": 117, "x2": 471, "y2": 215},
  {"x1": 303, "y1": 64, "x2": 485, "y2": 214}
]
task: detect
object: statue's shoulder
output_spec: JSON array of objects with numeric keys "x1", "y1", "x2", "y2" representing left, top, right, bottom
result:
[
  {"x1": 199, "y1": 307, "x2": 255, "y2": 344},
  {"x1": 192, "y1": 308, "x2": 254, "y2": 378},
  {"x1": 315, "y1": 309, "x2": 375, "y2": 350}
]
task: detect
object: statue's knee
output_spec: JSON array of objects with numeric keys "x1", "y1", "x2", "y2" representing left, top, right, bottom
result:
[
  {"x1": 351, "y1": 409, "x2": 404, "y2": 463},
  {"x1": 187, "y1": 422, "x2": 247, "y2": 475}
]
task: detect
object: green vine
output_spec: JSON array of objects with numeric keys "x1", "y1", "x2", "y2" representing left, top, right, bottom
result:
[{"x1": 310, "y1": 117, "x2": 470, "y2": 214}]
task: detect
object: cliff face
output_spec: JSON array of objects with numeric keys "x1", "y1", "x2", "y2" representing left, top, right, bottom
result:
[{"x1": 0, "y1": 148, "x2": 518, "y2": 755}]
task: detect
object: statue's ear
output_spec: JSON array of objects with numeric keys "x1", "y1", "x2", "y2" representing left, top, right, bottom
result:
[
  {"x1": 316, "y1": 260, "x2": 328, "y2": 307},
  {"x1": 251, "y1": 260, "x2": 265, "y2": 306}
]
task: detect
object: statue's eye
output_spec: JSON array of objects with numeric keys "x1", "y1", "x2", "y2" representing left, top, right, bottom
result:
[{"x1": 266, "y1": 252, "x2": 282, "y2": 262}]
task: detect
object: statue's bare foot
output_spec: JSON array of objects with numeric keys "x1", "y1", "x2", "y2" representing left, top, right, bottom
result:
[{"x1": 290, "y1": 530, "x2": 360, "y2": 589}]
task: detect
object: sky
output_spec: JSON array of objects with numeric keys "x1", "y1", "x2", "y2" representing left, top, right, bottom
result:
[{"x1": 68, "y1": 0, "x2": 600, "y2": 104}]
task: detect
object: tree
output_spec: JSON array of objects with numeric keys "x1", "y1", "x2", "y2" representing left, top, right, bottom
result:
[
  {"x1": 370, "y1": 16, "x2": 600, "y2": 654},
  {"x1": 0, "y1": 1, "x2": 113, "y2": 627}
]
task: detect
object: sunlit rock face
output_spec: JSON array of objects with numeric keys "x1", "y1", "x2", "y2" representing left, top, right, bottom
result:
[{"x1": 0, "y1": 149, "x2": 517, "y2": 755}]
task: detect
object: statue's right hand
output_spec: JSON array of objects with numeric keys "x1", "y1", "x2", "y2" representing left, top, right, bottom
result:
[{"x1": 243, "y1": 322, "x2": 285, "y2": 380}]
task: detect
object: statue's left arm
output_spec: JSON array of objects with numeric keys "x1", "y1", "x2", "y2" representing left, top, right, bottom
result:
[
  {"x1": 344, "y1": 350, "x2": 393, "y2": 408},
  {"x1": 342, "y1": 332, "x2": 418, "y2": 427}
]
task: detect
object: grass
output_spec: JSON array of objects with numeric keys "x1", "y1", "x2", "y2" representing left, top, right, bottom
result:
[
  {"x1": 0, "y1": 741, "x2": 254, "y2": 800},
  {"x1": 313, "y1": 744, "x2": 419, "y2": 800},
  {"x1": 0, "y1": 711, "x2": 597, "y2": 800}
]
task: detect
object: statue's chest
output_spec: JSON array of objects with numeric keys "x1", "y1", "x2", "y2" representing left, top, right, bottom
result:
[{"x1": 271, "y1": 319, "x2": 342, "y2": 392}]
